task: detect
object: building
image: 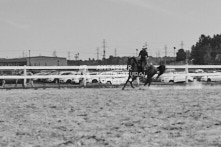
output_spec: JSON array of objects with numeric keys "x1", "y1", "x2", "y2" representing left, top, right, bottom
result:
[
  {"x1": 27, "y1": 56, "x2": 67, "y2": 66},
  {"x1": 0, "y1": 58, "x2": 27, "y2": 66},
  {"x1": 0, "y1": 56, "x2": 67, "y2": 66}
]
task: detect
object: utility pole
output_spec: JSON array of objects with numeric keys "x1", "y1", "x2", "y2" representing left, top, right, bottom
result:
[
  {"x1": 181, "y1": 41, "x2": 184, "y2": 49},
  {"x1": 97, "y1": 47, "x2": 99, "y2": 60},
  {"x1": 102, "y1": 39, "x2": 106, "y2": 65},
  {"x1": 29, "y1": 50, "x2": 31, "y2": 66},
  {"x1": 114, "y1": 48, "x2": 117, "y2": 57},
  {"x1": 68, "y1": 51, "x2": 71, "y2": 60},
  {"x1": 103, "y1": 39, "x2": 106, "y2": 60},
  {"x1": 164, "y1": 45, "x2": 167, "y2": 65},
  {"x1": 158, "y1": 50, "x2": 161, "y2": 63},
  {"x1": 75, "y1": 53, "x2": 79, "y2": 60},
  {"x1": 75, "y1": 54, "x2": 77, "y2": 60},
  {"x1": 174, "y1": 47, "x2": 176, "y2": 65}
]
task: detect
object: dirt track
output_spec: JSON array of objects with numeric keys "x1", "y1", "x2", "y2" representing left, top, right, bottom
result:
[{"x1": 0, "y1": 85, "x2": 221, "y2": 147}]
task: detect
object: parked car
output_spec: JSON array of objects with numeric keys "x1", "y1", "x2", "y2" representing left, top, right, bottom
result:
[
  {"x1": 71, "y1": 72, "x2": 84, "y2": 84},
  {"x1": 59, "y1": 72, "x2": 77, "y2": 83},
  {"x1": 161, "y1": 74, "x2": 194, "y2": 83},
  {"x1": 44, "y1": 71, "x2": 74, "y2": 83},
  {"x1": 201, "y1": 74, "x2": 221, "y2": 82},
  {"x1": 85, "y1": 72, "x2": 100, "y2": 83},
  {"x1": 33, "y1": 72, "x2": 50, "y2": 82},
  {"x1": 195, "y1": 69, "x2": 204, "y2": 73}
]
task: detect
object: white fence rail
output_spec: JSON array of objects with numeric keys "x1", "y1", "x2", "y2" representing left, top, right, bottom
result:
[{"x1": 1, "y1": 65, "x2": 221, "y2": 86}]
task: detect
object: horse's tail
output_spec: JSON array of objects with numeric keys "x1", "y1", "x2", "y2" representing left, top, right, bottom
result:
[{"x1": 156, "y1": 65, "x2": 166, "y2": 80}]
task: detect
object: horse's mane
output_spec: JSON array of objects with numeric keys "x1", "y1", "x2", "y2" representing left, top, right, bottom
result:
[{"x1": 130, "y1": 57, "x2": 138, "y2": 64}]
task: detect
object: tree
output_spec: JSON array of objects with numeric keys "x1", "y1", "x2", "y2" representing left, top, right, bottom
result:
[
  {"x1": 191, "y1": 34, "x2": 221, "y2": 64},
  {"x1": 176, "y1": 49, "x2": 186, "y2": 62},
  {"x1": 215, "y1": 54, "x2": 221, "y2": 64}
]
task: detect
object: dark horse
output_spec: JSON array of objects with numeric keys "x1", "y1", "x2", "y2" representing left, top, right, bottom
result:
[{"x1": 122, "y1": 57, "x2": 166, "y2": 90}]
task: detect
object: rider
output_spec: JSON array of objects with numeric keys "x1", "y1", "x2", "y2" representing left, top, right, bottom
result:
[{"x1": 138, "y1": 46, "x2": 149, "y2": 73}]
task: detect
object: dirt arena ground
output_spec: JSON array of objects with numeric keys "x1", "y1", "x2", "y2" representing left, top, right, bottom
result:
[{"x1": 1, "y1": 84, "x2": 221, "y2": 147}]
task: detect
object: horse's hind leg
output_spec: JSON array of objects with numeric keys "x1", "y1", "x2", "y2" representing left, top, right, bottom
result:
[
  {"x1": 144, "y1": 77, "x2": 152, "y2": 87},
  {"x1": 144, "y1": 78, "x2": 150, "y2": 86}
]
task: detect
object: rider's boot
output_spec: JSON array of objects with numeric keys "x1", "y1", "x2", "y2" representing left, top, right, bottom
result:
[{"x1": 143, "y1": 66, "x2": 147, "y2": 78}]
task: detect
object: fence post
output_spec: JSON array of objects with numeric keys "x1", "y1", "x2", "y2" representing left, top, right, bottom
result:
[
  {"x1": 185, "y1": 64, "x2": 189, "y2": 83},
  {"x1": 23, "y1": 65, "x2": 27, "y2": 88},
  {"x1": 83, "y1": 66, "x2": 87, "y2": 87}
]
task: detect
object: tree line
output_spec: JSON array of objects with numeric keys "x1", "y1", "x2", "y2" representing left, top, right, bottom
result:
[
  {"x1": 191, "y1": 34, "x2": 221, "y2": 65},
  {"x1": 68, "y1": 55, "x2": 175, "y2": 66},
  {"x1": 68, "y1": 34, "x2": 221, "y2": 65}
]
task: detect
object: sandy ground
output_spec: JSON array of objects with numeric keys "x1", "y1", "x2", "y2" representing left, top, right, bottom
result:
[{"x1": 0, "y1": 84, "x2": 221, "y2": 147}]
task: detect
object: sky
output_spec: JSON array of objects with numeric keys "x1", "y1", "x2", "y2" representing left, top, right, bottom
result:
[{"x1": 0, "y1": 0, "x2": 221, "y2": 60}]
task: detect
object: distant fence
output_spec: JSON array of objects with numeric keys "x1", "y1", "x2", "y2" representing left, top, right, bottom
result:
[{"x1": 1, "y1": 65, "x2": 221, "y2": 87}]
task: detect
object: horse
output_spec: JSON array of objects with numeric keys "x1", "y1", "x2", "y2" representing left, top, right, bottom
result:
[{"x1": 122, "y1": 57, "x2": 166, "y2": 90}]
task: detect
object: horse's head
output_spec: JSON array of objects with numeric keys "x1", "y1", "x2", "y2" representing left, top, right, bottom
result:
[{"x1": 127, "y1": 57, "x2": 137, "y2": 70}]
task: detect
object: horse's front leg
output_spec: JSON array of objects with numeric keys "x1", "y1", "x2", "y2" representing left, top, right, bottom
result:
[
  {"x1": 130, "y1": 76, "x2": 137, "y2": 88},
  {"x1": 122, "y1": 76, "x2": 131, "y2": 90}
]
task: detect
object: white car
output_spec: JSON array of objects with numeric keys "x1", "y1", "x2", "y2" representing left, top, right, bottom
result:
[
  {"x1": 161, "y1": 74, "x2": 194, "y2": 83},
  {"x1": 85, "y1": 72, "x2": 100, "y2": 83},
  {"x1": 71, "y1": 72, "x2": 84, "y2": 84},
  {"x1": 59, "y1": 72, "x2": 77, "y2": 83},
  {"x1": 201, "y1": 74, "x2": 221, "y2": 82},
  {"x1": 99, "y1": 71, "x2": 117, "y2": 84},
  {"x1": 33, "y1": 72, "x2": 50, "y2": 82},
  {"x1": 195, "y1": 69, "x2": 204, "y2": 73},
  {"x1": 45, "y1": 71, "x2": 74, "y2": 83}
]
